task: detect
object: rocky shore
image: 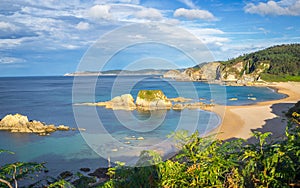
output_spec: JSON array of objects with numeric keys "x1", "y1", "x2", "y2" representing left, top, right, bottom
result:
[
  {"x1": 0, "y1": 114, "x2": 75, "y2": 136},
  {"x1": 78, "y1": 90, "x2": 214, "y2": 111}
]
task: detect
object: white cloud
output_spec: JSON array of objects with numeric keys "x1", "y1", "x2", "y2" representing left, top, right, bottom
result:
[
  {"x1": 88, "y1": 5, "x2": 112, "y2": 20},
  {"x1": 244, "y1": 0, "x2": 300, "y2": 16},
  {"x1": 177, "y1": 0, "x2": 197, "y2": 9},
  {"x1": 61, "y1": 44, "x2": 80, "y2": 49},
  {"x1": 134, "y1": 8, "x2": 163, "y2": 20},
  {"x1": 200, "y1": 36, "x2": 230, "y2": 45},
  {"x1": 174, "y1": 8, "x2": 216, "y2": 21},
  {"x1": 76, "y1": 22, "x2": 90, "y2": 30},
  {"x1": 190, "y1": 28, "x2": 225, "y2": 35},
  {"x1": 286, "y1": 26, "x2": 294, "y2": 30},
  {"x1": 94, "y1": 0, "x2": 140, "y2": 4},
  {"x1": 0, "y1": 57, "x2": 25, "y2": 64},
  {"x1": 258, "y1": 27, "x2": 270, "y2": 34},
  {"x1": 0, "y1": 38, "x2": 28, "y2": 48},
  {"x1": 0, "y1": 22, "x2": 18, "y2": 31}
]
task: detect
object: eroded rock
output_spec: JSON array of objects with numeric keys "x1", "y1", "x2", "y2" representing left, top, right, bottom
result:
[
  {"x1": 0, "y1": 114, "x2": 71, "y2": 135},
  {"x1": 82, "y1": 94, "x2": 136, "y2": 110},
  {"x1": 136, "y1": 90, "x2": 172, "y2": 110},
  {"x1": 169, "y1": 97, "x2": 192, "y2": 102}
]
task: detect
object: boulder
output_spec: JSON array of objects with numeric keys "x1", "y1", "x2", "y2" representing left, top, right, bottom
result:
[
  {"x1": 57, "y1": 125, "x2": 70, "y2": 131},
  {"x1": 105, "y1": 94, "x2": 136, "y2": 110},
  {"x1": 80, "y1": 168, "x2": 91, "y2": 172},
  {"x1": 136, "y1": 90, "x2": 172, "y2": 110},
  {"x1": 0, "y1": 113, "x2": 29, "y2": 127},
  {"x1": 0, "y1": 114, "x2": 71, "y2": 135},
  {"x1": 172, "y1": 103, "x2": 185, "y2": 110}
]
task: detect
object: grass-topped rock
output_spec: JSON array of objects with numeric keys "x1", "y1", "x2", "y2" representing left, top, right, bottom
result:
[{"x1": 136, "y1": 90, "x2": 172, "y2": 110}]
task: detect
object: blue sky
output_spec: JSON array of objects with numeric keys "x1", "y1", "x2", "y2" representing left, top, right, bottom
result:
[{"x1": 0, "y1": 0, "x2": 299, "y2": 76}]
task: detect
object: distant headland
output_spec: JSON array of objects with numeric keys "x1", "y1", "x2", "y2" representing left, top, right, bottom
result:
[
  {"x1": 65, "y1": 44, "x2": 300, "y2": 85},
  {"x1": 64, "y1": 69, "x2": 169, "y2": 76}
]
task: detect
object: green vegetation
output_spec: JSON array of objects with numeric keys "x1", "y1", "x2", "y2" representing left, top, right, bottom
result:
[
  {"x1": 260, "y1": 74, "x2": 300, "y2": 82},
  {"x1": 137, "y1": 90, "x2": 167, "y2": 101},
  {"x1": 1, "y1": 107, "x2": 299, "y2": 187},
  {"x1": 0, "y1": 150, "x2": 45, "y2": 188},
  {"x1": 221, "y1": 44, "x2": 300, "y2": 81},
  {"x1": 286, "y1": 101, "x2": 300, "y2": 124},
  {"x1": 100, "y1": 119, "x2": 300, "y2": 187}
]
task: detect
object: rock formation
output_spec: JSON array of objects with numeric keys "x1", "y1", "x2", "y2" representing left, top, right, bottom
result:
[
  {"x1": 0, "y1": 114, "x2": 71, "y2": 135},
  {"x1": 169, "y1": 97, "x2": 192, "y2": 102},
  {"x1": 82, "y1": 94, "x2": 136, "y2": 110},
  {"x1": 79, "y1": 90, "x2": 214, "y2": 111},
  {"x1": 162, "y1": 70, "x2": 181, "y2": 79},
  {"x1": 136, "y1": 90, "x2": 172, "y2": 110},
  {"x1": 163, "y1": 60, "x2": 270, "y2": 86}
]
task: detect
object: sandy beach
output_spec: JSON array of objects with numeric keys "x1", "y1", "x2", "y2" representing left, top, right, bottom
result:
[{"x1": 211, "y1": 82, "x2": 300, "y2": 140}]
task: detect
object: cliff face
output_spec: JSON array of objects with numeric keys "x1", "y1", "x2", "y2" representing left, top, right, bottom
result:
[
  {"x1": 163, "y1": 63, "x2": 221, "y2": 81},
  {"x1": 163, "y1": 61, "x2": 269, "y2": 84},
  {"x1": 164, "y1": 44, "x2": 300, "y2": 84},
  {"x1": 219, "y1": 61, "x2": 270, "y2": 84}
]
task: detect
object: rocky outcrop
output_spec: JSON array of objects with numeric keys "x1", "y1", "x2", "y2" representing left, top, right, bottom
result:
[
  {"x1": 163, "y1": 62, "x2": 222, "y2": 82},
  {"x1": 163, "y1": 70, "x2": 191, "y2": 80},
  {"x1": 164, "y1": 60, "x2": 270, "y2": 85},
  {"x1": 0, "y1": 114, "x2": 71, "y2": 135},
  {"x1": 79, "y1": 90, "x2": 215, "y2": 111},
  {"x1": 220, "y1": 61, "x2": 270, "y2": 85},
  {"x1": 81, "y1": 94, "x2": 136, "y2": 111},
  {"x1": 105, "y1": 94, "x2": 136, "y2": 110},
  {"x1": 172, "y1": 103, "x2": 185, "y2": 110},
  {"x1": 200, "y1": 62, "x2": 221, "y2": 81},
  {"x1": 163, "y1": 70, "x2": 181, "y2": 79},
  {"x1": 136, "y1": 90, "x2": 172, "y2": 110},
  {"x1": 172, "y1": 102, "x2": 214, "y2": 111},
  {"x1": 169, "y1": 97, "x2": 192, "y2": 102}
]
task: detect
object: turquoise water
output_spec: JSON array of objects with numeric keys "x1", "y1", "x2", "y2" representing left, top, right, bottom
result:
[{"x1": 0, "y1": 76, "x2": 285, "y2": 174}]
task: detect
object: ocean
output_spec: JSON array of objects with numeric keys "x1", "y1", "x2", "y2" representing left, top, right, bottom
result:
[{"x1": 0, "y1": 76, "x2": 285, "y2": 175}]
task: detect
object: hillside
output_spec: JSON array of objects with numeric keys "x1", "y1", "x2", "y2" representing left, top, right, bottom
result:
[
  {"x1": 222, "y1": 44, "x2": 300, "y2": 81},
  {"x1": 163, "y1": 44, "x2": 300, "y2": 83}
]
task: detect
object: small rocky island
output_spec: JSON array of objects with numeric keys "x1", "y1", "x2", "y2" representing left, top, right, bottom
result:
[
  {"x1": 79, "y1": 90, "x2": 214, "y2": 111},
  {"x1": 0, "y1": 114, "x2": 72, "y2": 136}
]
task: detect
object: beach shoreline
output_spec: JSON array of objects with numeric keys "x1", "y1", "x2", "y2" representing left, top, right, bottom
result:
[{"x1": 210, "y1": 82, "x2": 300, "y2": 140}]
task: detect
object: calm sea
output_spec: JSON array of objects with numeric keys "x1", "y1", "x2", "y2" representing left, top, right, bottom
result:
[{"x1": 0, "y1": 76, "x2": 285, "y2": 175}]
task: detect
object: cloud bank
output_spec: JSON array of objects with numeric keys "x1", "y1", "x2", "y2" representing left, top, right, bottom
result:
[{"x1": 245, "y1": 0, "x2": 300, "y2": 16}]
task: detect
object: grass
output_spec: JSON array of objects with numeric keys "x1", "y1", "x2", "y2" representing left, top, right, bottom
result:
[
  {"x1": 137, "y1": 90, "x2": 166, "y2": 101},
  {"x1": 261, "y1": 73, "x2": 300, "y2": 82}
]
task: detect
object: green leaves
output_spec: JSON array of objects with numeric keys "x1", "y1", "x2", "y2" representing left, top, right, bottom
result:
[
  {"x1": 0, "y1": 149, "x2": 46, "y2": 188},
  {"x1": 1, "y1": 110, "x2": 300, "y2": 187},
  {"x1": 99, "y1": 124, "x2": 299, "y2": 188},
  {"x1": 0, "y1": 149, "x2": 14, "y2": 155},
  {"x1": 48, "y1": 179, "x2": 75, "y2": 188}
]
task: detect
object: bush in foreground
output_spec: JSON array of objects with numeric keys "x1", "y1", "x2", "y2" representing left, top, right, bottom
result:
[
  {"x1": 1, "y1": 113, "x2": 299, "y2": 188},
  {"x1": 101, "y1": 114, "x2": 300, "y2": 188}
]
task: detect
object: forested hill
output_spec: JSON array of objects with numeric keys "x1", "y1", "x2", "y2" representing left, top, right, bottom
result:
[
  {"x1": 222, "y1": 44, "x2": 300, "y2": 80},
  {"x1": 163, "y1": 44, "x2": 300, "y2": 83}
]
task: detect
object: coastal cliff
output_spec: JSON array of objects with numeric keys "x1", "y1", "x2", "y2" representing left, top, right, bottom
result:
[{"x1": 164, "y1": 44, "x2": 300, "y2": 84}]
